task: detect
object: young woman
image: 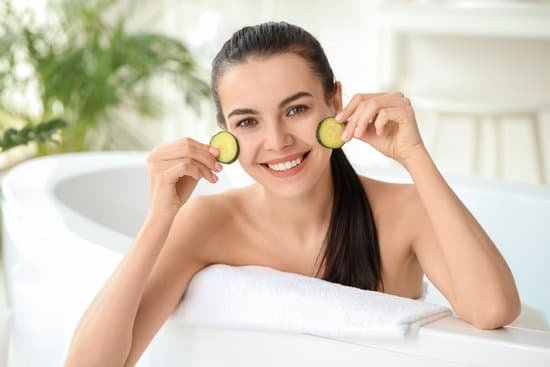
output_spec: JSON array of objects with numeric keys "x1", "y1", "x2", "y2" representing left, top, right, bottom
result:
[{"x1": 65, "y1": 22, "x2": 520, "y2": 366}]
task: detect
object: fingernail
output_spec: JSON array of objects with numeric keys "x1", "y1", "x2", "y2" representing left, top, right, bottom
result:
[
  {"x1": 335, "y1": 112, "x2": 344, "y2": 121},
  {"x1": 215, "y1": 162, "x2": 223, "y2": 171},
  {"x1": 212, "y1": 173, "x2": 218, "y2": 182},
  {"x1": 354, "y1": 127, "x2": 361, "y2": 137},
  {"x1": 209, "y1": 147, "x2": 218, "y2": 156},
  {"x1": 341, "y1": 130, "x2": 348, "y2": 141}
]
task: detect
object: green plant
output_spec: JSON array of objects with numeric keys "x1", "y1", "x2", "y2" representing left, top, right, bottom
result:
[
  {"x1": 0, "y1": 118, "x2": 67, "y2": 151},
  {"x1": 0, "y1": 0, "x2": 210, "y2": 156}
]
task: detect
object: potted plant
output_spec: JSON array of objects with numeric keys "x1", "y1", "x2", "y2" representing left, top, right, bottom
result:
[{"x1": 0, "y1": 0, "x2": 210, "y2": 163}]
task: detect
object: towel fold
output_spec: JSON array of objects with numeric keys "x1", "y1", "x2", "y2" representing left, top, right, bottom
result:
[{"x1": 169, "y1": 264, "x2": 452, "y2": 339}]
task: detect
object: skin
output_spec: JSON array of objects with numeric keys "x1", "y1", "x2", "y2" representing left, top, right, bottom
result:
[
  {"x1": 207, "y1": 53, "x2": 422, "y2": 297},
  {"x1": 64, "y1": 51, "x2": 522, "y2": 367},
  {"x1": 205, "y1": 52, "x2": 521, "y2": 328}
]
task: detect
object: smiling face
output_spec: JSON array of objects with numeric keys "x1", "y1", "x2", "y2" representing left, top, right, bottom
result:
[{"x1": 216, "y1": 52, "x2": 342, "y2": 198}]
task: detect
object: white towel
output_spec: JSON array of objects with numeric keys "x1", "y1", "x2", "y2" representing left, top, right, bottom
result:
[{"x1": 169, "y1": 264, "x2": 452, "y2": 339}]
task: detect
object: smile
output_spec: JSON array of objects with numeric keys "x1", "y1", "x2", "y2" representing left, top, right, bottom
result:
[{"x1": 260, "y1": 151, "x2": 310, "y2": 177}]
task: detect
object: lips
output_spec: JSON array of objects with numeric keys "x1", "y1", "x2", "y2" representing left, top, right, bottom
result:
[
  {"x1": 260, "y1": 150, "x2": 311, "y2": 178},
  {"x1": 260, "y1": 151, "x2": 310, "y2": 166}
]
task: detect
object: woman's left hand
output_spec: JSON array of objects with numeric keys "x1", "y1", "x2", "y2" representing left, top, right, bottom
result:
[{"x1": 335, "y1": 92, "x2": 426, "y2": 165}]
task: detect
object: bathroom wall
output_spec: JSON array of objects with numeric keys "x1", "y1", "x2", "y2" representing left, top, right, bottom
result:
[
  {"x1": 111, "y1": 0, "x2": 550, "y2": 185},
  {"x1": 4, "y1": 0, "x2": 549, "y2": 185}
]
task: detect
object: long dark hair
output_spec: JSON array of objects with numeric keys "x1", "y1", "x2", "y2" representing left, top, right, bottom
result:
[{"x1": 211, "y1": 21, "x2": 383, "y2": 292}]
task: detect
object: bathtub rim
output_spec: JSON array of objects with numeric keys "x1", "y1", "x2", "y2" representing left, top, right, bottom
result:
[
  {"x1": 2, "y1": 151, "x2": 550, "y2": 366},
  {"x1": 2, "y1": 150, "x2": 550, "y2": 285},
  {"x1": 150, "y1": 319, "x2": 550, "y2": 366},
  {"x1": 3, "y1": 150, "x2": 550, "y2": 242},
  {"x1": 1, "y1": 151, "x2": 150, "y2": 257},
  {"x1": 2, "y1": 149, "x2": 550, "y2": 287}
]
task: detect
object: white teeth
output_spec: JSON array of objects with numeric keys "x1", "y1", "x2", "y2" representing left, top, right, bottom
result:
[{"x1": 267, "y1": 155, "x2": 304, "y2": 171}]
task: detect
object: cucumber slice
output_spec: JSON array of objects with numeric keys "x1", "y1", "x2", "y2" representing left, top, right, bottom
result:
[
  {"x1": 316, "y1": 116, "x2": 346, "y2": 149},
  {"x1": 209, "y1": 131, "x2": 239, "y2": 164}
]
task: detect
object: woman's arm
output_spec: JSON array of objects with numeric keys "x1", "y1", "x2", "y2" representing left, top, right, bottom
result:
[
  {"x1": 64, "y1": 212, "x2": 176, "y2": 366},
  {"x1": 404, "y1": 146, "x2": 521, "y2": 329},
  {"x1": 334, "y1": 91, "x2": 519, "y2": 329},
  {"x1": 64, "y1": 136, "x2": 220, "y2": 366},
  {"x1": 65, "y1": 195, "x2": 214, "y2": 367},
  {"x1": 122, "y1": 197, "x2": 213, "y2": 366}
]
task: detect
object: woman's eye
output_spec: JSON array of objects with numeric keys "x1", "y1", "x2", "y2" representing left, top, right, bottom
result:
[
  {"x1": 237, "y1": 118, "x2": 256, "y2": 128},
  {"x1": 288, "y1": 105, "x2": 308, "y2": 117}
]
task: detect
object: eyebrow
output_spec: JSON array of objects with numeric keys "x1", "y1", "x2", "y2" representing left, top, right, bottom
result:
[
  {"x1": 227, "y1": 108, "x2": 258, "y2": 119},
  {"x1": 226, "y1": 91, "x2": 313, "y2": 120},
  {"x1": 278, "y1": 91, "x2": 313, "y2": 109}
]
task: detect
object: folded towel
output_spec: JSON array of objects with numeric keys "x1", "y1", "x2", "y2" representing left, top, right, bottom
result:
[{"x1": 169, "y1": 264, "x2": 452, "y2": 339}]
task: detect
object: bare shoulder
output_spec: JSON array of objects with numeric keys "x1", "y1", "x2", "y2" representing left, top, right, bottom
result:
[
  {"x1": 187, "y1": 187, "x2": 244, "y2": 225},
  {"x1": 180, "y1": 187, "x2": 246, "y2": 261},
  {"x1": 184, "y1": 191, "x2": 235, "y2": 225},
  {"x1": 357, "y1": 174, "x2": 417, "y2": 212},
  {"x1": 357, "y1": 174, "x2": 420, "y2": 247}
]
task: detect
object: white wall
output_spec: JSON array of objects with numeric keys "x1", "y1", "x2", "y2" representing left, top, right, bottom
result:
[
  {"x1": 120, "y1": 0, "x2": 550, "y2": 186},
  {"x1": 394, "y1": 34, "x2": 550, "y2": 184},
  {"x1": 11, "y1": 0, "x2": 549, "y2": 185}
]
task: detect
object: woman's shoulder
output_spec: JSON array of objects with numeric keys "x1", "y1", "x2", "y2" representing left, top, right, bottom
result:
[
  {"x1": 357, "y1": 174, "x2": 417, "y2": 209},
  {"x1": 186, "y1": 186, "x2": 246, "y2": 222},
  {"x1": 357, "y1": 174, "x2": 420, "y2": 243},
  {"x1": 176, "y1": 187, "x2": 248, "y2": 262},
  {"x1": 186, "y1": 185, "x2": 254, "y2": 236}
]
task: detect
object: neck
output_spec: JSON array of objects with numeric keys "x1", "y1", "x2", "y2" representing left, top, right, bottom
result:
[{"x1": 254, "y1": 163, "x2": 334, "y2": 246}]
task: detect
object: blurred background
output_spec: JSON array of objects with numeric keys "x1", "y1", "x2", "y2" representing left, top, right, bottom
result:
[
  {"x1": 1, "y1": 0, "x2": 550, "y2": 185},
  {"x1": 1, "y1": 1, "x2": 550, "y2": 364}
]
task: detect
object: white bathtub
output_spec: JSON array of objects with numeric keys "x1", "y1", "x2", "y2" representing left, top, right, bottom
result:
[{"x1": 1, "y1": 151, "x2": 549, "y2": 366}]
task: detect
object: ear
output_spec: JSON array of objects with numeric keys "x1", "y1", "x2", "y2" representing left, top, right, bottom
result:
[{"x1": 330, "y1": 81, "x2": 344, "y2": 114}]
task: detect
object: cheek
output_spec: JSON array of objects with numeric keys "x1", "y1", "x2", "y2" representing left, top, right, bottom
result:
[
  {"x1": 236, "y1": 138, "x2": 260, "y2": 165},
  {"x1": 314, "y1": 144, "x2": 332, "y2": 162},
  {"x1": 304, "y1": 118, "x2": 323, "y2": 145}
]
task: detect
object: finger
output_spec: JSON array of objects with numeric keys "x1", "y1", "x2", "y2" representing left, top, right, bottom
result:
[
  {"x1": 341, "y1": 113, "x2": 358, "y2": 142},
  {"x1": 355, "y1": 105, "x2": 379, "y2": 138},
  {"x1": 164, "y1": 162, "x2": 193, "y2": 184},
  {"x1": 335, "y1": 94, "x2": 360, "y2": 123},
  {"x1": 186, "y1": 162, "x2": 202, "y2": 182},
  {"x1": 159, "y1": 158, "x2": 216, "y2": 184},
  {"x1": 178, "y1": 158, "x2": 217, "y2": 183},
  {"x1": 149, "y1": 157, "x2": 198, "y2": 174},
  {"x1": 355, "y1": 93, "x2": 405, "y2": 137},
  {"x1": 152, "y1": 137, "x2": 216, "y2": 164},
  {"x1": 373, "y1": 107, "x2": 402, "y2": 136},
  {"x1": 195, "y1": 160, "x2": 218, "y2": 183},
  {"x1": 352, "y1": 108, "x2": 375, "y2": 138},
  {"x1": 157, "y1": 139, "x2": 221, "y2": 173},
  {"x1": 191, "y1": 143, "x2": 222, "y2": 173},
  {"x1": 341, "y1": 99, "x2": 384, "y2": 141},
  {"x1": 335, "y1": 93, "x2": 386, "y2": 122},
  {"x1": 208, "y1": 145, "x2": 220, "y2": 158}
]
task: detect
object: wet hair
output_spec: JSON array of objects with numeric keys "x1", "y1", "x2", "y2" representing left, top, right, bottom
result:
[{"x1": 211, "y1": 21, "x2": 383, "y2": 292}]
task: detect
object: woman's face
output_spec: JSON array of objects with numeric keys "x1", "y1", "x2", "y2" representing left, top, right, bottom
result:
[{"x1": 217, "y1": 52, "x2": 342, "y2": 198}]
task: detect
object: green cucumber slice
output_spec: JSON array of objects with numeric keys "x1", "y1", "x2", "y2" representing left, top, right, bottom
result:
[
  {"x1": 209, "y1": 131, "x2": 240, "y2": 164},
  {"x1": 316, "y1": 116, "x2": 346, "y2": 149}
]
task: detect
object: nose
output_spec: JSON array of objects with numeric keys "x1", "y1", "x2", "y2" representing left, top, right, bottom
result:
[{"x1": 264, "y1": 121, "x2": 292, "y2": 151}]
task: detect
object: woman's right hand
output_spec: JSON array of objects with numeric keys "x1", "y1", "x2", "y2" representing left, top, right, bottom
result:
[{"x1": 146, "y1": 137, "x2": 221, "y2": 219}]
